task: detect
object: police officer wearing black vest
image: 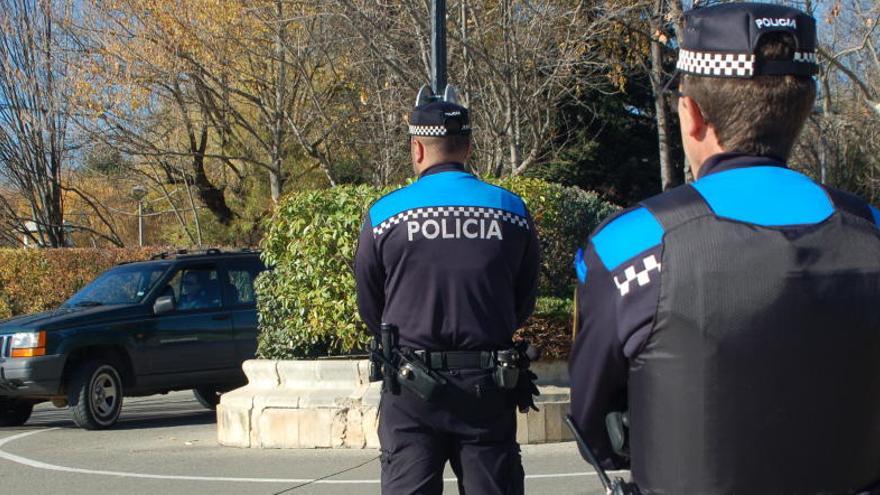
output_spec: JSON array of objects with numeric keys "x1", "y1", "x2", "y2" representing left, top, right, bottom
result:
[
  {"x1": 570, "y1": 3, "x2": 880, "y2": 494},
  {"x1": 355, "y1": 100, "x2": 541, "y2": 494}
]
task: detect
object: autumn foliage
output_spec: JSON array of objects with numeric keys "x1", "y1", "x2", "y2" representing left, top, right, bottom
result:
[{"x1": 0, "y1": 248, "x2": 166, "y2": 319}]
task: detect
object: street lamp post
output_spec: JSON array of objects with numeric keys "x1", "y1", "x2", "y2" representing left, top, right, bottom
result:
[
  {"x1": 431, "y1": 0, "x2": 447, "y2": 97},
  {"x1": 417, "y1": 0, "x2": 458, "y2": 105},
  {"x1": 131, "y1": 185, "x2": 147, "y2": 247}
]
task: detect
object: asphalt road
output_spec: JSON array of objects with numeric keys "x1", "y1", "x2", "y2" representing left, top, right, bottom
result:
[{"x1": 0, "y1": 391, "x2": 617, "y2": 495}]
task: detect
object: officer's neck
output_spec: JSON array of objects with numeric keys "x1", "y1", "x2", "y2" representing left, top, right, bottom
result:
[
  {"x1": 416, "y1": 160, "x2": 467, "y2": 178},
  {"x1": 685, "y1": 138, "x2": 725, "y2": 179}
]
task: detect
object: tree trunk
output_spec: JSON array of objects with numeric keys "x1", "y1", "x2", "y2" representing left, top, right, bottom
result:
[
  {"x1": 270, "y1": 0, "x2": 287, "y2": 202},
  {"x1": 650, "y1": 0, "x2": 678, "y2": 190},
  {"x1": 192, "y1": 126, "x2": 235, "y2": 225},
  {"x1": 43, "y1": 0, "x2": 65, "y2": 247},
  {"x1": 667, "y1": 0, "x2": 690, "y2": 183},
  {"x1": 171, "y1": 83, "x2": 237, "y2": 226}
]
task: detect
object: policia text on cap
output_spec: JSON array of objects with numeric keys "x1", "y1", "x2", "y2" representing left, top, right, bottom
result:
[
  {"x1": 570, "y1": 3, "x2": 880, "y2": 494},
  {"x1": 355, "y1": 100, "x2": 541, "y2": 494}
]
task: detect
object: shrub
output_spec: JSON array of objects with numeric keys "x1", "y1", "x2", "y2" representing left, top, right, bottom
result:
[
  {"x1": 517, "y1": 297, "x2": 574, "y2": 360},
  {"x1": 0, "y1": 247, "x2": 167, "y2": 320},
  {"x1": 492, "y1": 177, "x2": 618, "y2": 297},
  {"x1": 256, "y1": 177, "x2": 617, "y2": 360},
  {"x1": 256, "y1": 185, "x2": 392, "y2": 359}
]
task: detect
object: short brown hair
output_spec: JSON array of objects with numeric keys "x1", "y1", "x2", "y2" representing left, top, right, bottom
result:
[
  {"x1": 681, "y1": 32, "x2": 816, "y2": 160},
  {"x1": 415, "y1": 134, "x2": 471, "y2": 156}
]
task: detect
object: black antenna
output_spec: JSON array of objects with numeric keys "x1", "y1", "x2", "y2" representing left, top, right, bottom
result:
[{"x1": 564, "y1": 414, "x2": 614, "y2": 492}]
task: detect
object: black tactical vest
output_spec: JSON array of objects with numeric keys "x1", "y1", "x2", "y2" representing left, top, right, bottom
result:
[{"x1": 629, "y1": 185, "x2": 880, "y2": 494}]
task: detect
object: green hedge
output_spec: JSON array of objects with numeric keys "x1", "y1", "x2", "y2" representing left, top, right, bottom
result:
[
  {"x1": 257, "y1": 185, "x2": 389, "y2": 359},
  {"x1": 0, "y1": 247, "x2": 167, "y2": 320},
  {"x1": 492, "y1": 177, "x2": 618, "y2": 298},
  {"x1": 256, "y1": 177, "x2": 617, "y2": 360}
]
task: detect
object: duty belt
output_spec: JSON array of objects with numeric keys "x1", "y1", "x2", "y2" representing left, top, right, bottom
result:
[{"x1": 412, "y1": 350, "x2": 495, "y2": 370}]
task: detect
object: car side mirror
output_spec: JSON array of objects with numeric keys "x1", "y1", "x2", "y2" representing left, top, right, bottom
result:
[{"x1": 153, "y1": 295, "x2": 175, "y2": 316}]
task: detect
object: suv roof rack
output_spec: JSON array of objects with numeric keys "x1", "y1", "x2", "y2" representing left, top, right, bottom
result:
[{"x1": 147, "y1": 248, "x2": 261, "y2": 261}]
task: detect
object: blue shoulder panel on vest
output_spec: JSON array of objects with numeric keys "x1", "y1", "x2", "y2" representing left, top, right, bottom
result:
[
  {"x1": 591, "y1": 207, "x2": 664, "y2": 271},
  {"x1": 574, "y1": 249, "x2": 588, "y2": 284},
  {"x1": 871, "y1": 206, "x2": 880, "y2": 227},
  {"x1": 369, "y1": 172, "x2": 527, "y2": 226},
  {"x1": 692, "y1": 167, "x2": 834, "y2": 226}
]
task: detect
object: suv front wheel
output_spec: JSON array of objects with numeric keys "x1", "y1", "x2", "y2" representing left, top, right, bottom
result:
[
  {"x1": 68, "y1": 360, "x2": 124, "y2": 430},
  {"x1": 193, "y1": 386, "x2": 223, "y2": 410},
  {"x1": 0, "y1": 398, "x2": 33, "y2": 426}
]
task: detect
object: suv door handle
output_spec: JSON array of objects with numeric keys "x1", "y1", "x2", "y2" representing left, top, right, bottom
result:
[{"x1": 212, "y1": 314, "x2": 230, "y2": 321}]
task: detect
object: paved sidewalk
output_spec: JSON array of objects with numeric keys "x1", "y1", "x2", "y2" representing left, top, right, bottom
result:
[{"x1": 0, "y1": 391, "x2": 616, "y2": 495}]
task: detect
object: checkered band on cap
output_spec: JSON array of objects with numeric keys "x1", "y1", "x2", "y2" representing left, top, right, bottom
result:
[
  {"x1": 409, "y1": 125, "x2": 447, "y2": 137},
  {"x1": 372, "y1": 206, "x2": 530, "y2": 237},
  {"x1": 677, "y1": 49, "x2": 756, "y2": 77}
]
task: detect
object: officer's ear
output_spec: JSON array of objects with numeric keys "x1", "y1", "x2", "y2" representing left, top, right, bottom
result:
[
  {"x1": 411, "y1": 137, "x2": 425, "y2": 165},
  {"x1": 680, "y1": 96, "x2": 708, "y2": 140}
]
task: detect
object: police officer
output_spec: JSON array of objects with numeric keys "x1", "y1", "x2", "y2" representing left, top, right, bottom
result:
[
  {"x1": 570, "y1": 3, "x2": 880, "y2": 494},
  {"x1": 355, "y1": 100, "x2": 540, "y2": 494}
]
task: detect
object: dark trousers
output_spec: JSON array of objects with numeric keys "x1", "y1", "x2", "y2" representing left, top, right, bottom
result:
[{"x1": 378, "y1": 368, "x2": 524, "y2": 495}]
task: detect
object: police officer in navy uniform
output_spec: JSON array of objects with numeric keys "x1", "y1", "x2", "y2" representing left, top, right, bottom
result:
[
  {"x1": 355, "y1": 100, "x2": 540, "y2": 494},
  {"x1": 570, "y1": 3, "x2": 880, "y2": 494}
]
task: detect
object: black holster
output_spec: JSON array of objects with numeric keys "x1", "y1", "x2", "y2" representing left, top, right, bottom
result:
[
  {"x1": 368, "y1": 335, "x2": 384, "y2": 383},
  {"x1": 396, "y1": 350, "x2": 447, "y2": 402},
  {"x1": 494, "y1": 340, "x2": 541, "y2": 412},
  {"x1": 493, "y1": 349, "x2": 521, "y2": 389},
  {"x1": 370, "y1": 323, "x2": 446, "y2": 401},
  {"x1": 380, "y1": 323, "x2": 399, "y2": 394},
  {"x1": 368, "y1": 323, "x2": 400, "y2": 394}
]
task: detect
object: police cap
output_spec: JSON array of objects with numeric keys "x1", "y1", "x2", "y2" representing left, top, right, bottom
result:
[
  {"x1": 677, "y1": 2, "x2": 818, "y2": 78},
  {"x1": 409, "y1": 101, "x2": 471, "y2": 138}
]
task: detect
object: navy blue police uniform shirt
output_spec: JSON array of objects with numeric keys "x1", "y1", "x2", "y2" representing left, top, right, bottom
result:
[
  {"x1": 569, "y1": 153, "x2": 880, "y2": 469},
  {"x1": 355, "y1": 162, "x2": 540, "y2": 351}
]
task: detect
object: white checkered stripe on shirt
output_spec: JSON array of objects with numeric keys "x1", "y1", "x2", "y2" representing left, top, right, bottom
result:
[
  {"x1": 614, "y1": 254, "x2": 661, "y2": 297},
  {"x1": 372, "y1": 206, "x2": 530, "y2": 236},
  {"x1": 409, "y1": 125, "x2": 447, "y2": 137},
  {"x1": 676, "y1": 49, "x2": 755, "y2": 77}
]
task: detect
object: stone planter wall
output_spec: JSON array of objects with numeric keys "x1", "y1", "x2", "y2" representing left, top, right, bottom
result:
[{"x1": 217, "y1": 359, "x2": 572, "y2": 449}]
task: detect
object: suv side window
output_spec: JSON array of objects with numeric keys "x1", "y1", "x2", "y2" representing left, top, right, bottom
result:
[
  {"x1": 163, "y1": 266, "x2": 223, "y2": 311},
  {"x1": 224, "y1": 258, "x2": 264, "y2": 308}
]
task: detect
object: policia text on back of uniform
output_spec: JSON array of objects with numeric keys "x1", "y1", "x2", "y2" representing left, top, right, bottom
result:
[
  {"x1": 570, "y1": 3, "x2": 880, "y2": 495},
  {"x1": 355, "y1": 101, "x2": 541, "y2": 494}
]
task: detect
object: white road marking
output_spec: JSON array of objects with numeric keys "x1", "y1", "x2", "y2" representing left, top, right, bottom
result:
[{"x1": 0, "y1": 428, "x2": 627, "y2": 484}]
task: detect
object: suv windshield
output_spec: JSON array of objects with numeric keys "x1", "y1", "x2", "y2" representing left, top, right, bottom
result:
[{"x1": 64, "y1": 264, "x2": 170, "y2": 308}]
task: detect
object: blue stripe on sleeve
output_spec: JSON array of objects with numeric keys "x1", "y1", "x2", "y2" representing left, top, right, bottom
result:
[{"x1": 591, "y1": 207, "x2": 664, "y2": 271}]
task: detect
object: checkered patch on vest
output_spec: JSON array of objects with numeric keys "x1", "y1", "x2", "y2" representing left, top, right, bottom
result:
[
  {"x1": 614, "y1": 255, "x2": 662, "y2": 297},
  {"x1": 373, "y1": 206, "x2": 529, "y2": 238}
]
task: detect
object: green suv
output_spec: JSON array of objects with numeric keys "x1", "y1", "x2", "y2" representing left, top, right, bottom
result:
[{"x1": 0, "y1": 249, "x2": 266, "y2": 429}]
